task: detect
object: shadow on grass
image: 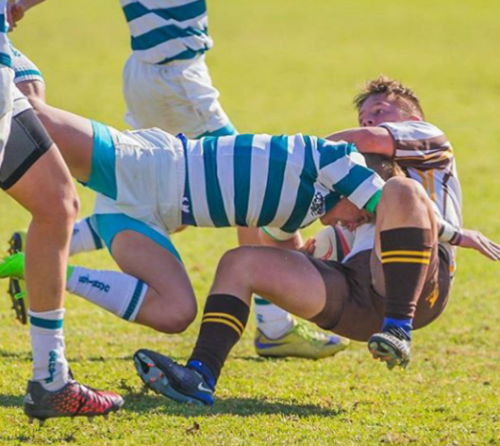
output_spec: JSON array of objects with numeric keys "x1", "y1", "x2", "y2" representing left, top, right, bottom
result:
[
  {"x1": 122, "y1": 390, "x2": 344, "y2": 418},
  {"x1": 0, "y1": 349, "x2": 31, "y2": 361},
  {"x1": 0, "y1": 394, "x2": 23, "y2": 408},
  {"x1": 0, "y1": 390, "x2": 344, "y2": 419}
]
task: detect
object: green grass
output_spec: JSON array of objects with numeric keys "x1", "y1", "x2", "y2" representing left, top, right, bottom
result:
[{"x1": 1, "y1": 0, "x2": 500, "y2": 444}]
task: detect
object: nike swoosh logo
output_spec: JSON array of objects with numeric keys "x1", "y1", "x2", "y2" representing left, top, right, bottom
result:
[
  {"x1": 198, "y1": 382, "x2": 212, "y2": 393},
  {"x1": 254, "y1": 340, "x2": 288, "y2": 349}
]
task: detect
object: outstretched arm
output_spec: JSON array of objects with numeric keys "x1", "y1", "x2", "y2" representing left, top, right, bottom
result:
[
  {"x1": 325, "y1": 127, "x2": 395, "y2": 156},
  {"x1": 453, "y1": 229, "x2": 500, "y2": 261}
]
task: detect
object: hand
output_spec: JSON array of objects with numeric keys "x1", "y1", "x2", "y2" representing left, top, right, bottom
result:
[
  {"x1": 7, "y1": 2, "x2": 26, "y2": 30},
  {"x1": 457, "y1": 229, "x2": 500, "y2": 261},
  {"x1": 300, "y1": 237, "x2": 316, "y2": 255}
]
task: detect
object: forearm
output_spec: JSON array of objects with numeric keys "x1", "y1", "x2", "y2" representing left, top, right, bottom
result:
[{"x1": 326, "y1": 127, "x2": 394, "y2": 156}]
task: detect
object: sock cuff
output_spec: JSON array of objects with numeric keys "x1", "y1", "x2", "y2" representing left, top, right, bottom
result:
[
  {"x1": 28, "y1": 308, "x2": 65, "y2": 329},
  {"x1": 380, "y1": 227, "x2": 433, "y2": 250},
  {"x1": 86, "y1": 216, "x2": 104, "y2": 250},
  {"x1": 203, "y1": 294, "x2": 250, "y2": 336},
  {"x1": 121, "y1": 280, "x2": 147, "y2": 321}
]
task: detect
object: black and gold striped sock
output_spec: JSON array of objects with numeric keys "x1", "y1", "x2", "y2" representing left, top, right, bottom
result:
[
  {"x1": 189, "y1": 294, "x2": 249, "y2": 383},
  {"x1": 380, "y1": 227, "x2": 433, "y2": 320}
]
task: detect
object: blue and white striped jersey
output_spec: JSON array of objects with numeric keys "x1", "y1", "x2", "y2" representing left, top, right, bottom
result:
[
  {"x1": 180, "y1": 134, "x2": 384, "y2": 233},
  {"x1": 119, "y1": 0, "x2": 212, "y2": 65},
  {"x1": 0, "y1": 0, "x2": 11, "y2": 68}
]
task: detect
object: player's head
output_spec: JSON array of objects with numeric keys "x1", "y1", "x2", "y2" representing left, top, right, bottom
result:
[{"x1": 354, "y1": 75, "x2": 424, "y2": 127}]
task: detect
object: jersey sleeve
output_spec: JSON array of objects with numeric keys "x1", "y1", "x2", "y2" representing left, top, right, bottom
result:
[
  {"x1": 380, "y1": 121, "x2": 453, "y2": 170},
  {"x1": 316, "y1": 138, "x2": 385, "y2": 212}
]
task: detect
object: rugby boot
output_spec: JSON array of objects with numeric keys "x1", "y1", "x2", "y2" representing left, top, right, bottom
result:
[
  {"x1": 7, "y1": 231, "x2": 27, "y2": 324},
  {"x1": 368, "y1": 326, "x2": 411, "y2": 370},
  {"x1": 24, "y1": 379, "x2": 124, "y2": 424},
  {"x1": 254, "y1": 320, "x2": 350, "y2": 359},
  {"x1": 134, "y1": 349, "x2": 214, "y2": 406}
]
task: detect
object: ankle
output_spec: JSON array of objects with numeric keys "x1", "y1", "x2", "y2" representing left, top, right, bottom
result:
[
  {"x1": 382, "y1": 317, "x2": 413, "y2": 340},
  {"x1": 187, "y1": 360, "x2": 216, "y2": 390}
]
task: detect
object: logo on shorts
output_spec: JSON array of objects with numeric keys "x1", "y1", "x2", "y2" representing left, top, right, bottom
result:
[
  {"x1": 310, "y1": 193, "x2": 325, "y2": 217},
  {"x1": 182, "y1": 197, "x2": 191, "y2": 214},
  {"x1": 425, "y1": 284, "x2": 439, "y2": 308}
]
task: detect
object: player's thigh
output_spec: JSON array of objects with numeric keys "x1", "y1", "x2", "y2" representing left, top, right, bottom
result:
[
  {"x1": 29, "y1": 98, "x2": 93, "y2": 183},
  {"x1": 212, "y1": 246, "x2": 328, "y2": 320},
  {"x1": 2, "y1": 109, "x2": 77, "y2": 220}
]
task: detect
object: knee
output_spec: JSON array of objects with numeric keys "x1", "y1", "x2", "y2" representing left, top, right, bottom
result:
[
  {"x1": 380, "y1": 177, "x2": 427, "y2": 211},
  {"x1": 41, "y1": 184, "x2": 80, "y2": 227},
  {"x1": 149, "y1": 296, "x2": 197, "y2": 334},
  {"x1": 216, "y1": 246, "x2": 256, "y2": 281}
]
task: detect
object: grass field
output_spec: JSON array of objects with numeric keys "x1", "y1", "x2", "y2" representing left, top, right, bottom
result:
[{"x1": 1, "y1": 0, "x2": 500, "y2": 444}]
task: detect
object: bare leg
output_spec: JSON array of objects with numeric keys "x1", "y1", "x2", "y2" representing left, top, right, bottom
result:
[
  {"x1": 7, "y1": 145, "x2": 78, "y2": 311},
  {"x1": 211, "y1": 246, "x2": 328, "y2": 320},
  {"x1": 372, "y1": 177, "x2": 437, "y2": 297},
  {"x1": 368, "y1": 177, "x2": 438, "y2": 369},
  {"x1": 111, "y1": 231, "x2": 197, "y2": 334},
  {"x1": 29, "y1": 98, "x2": 94, "y2": 182}
]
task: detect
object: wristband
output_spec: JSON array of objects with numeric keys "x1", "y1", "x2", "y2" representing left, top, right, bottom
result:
[{"x1": 449, "y1": 230, "x2": 463, "y2": 246}]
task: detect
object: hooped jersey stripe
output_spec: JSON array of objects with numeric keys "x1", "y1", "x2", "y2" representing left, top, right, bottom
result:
[
  {"x1": 256, "y1": 136, "x2": 289, "y2": 227},
  {"x1": 233, "y1": 134, "x2": 253, "y2": 226},
  {"x1": 119, "y1": 0, "x2": 212, "y2": 64},
  {"x1": 202, "y1": 137, "x2": 229, "y2": 227},
  {"x1": 281, "y1": 135, "x2": 317, "y2": 233}
]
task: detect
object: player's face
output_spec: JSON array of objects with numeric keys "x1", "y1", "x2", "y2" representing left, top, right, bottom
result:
[
  {"x1": 358, "y1": 94, "x2": 411, "y2": 127},
  {"x1": 320, "y1": 198, "x2": 372, "y2": 229}
]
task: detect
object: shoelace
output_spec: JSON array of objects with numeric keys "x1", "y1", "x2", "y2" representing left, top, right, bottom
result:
[
  {"x1": 385, "y1": 326, "x2": 411, "y2": 342},
  {"x1": 71, "y1": 383, "x2": 110, "y2": 417},
  {"x1": 295, "y1": 323, "x2": 328, "y2": 344}
]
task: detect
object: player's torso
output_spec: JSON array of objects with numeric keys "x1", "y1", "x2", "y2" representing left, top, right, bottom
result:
[
  {"x1": 119, "y1": 0, "x2": 213, "y2": 64},
  {"x1": 181, "y1": 133, "x2": 336, "y2": 231}
]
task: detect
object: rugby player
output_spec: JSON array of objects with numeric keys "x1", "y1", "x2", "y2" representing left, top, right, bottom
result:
[
  {"x1": 8, "y1": 0, "x2": 343, "y2": 359},
  {"x1": 0, "y1": 2, "x2": 123, "y2": 422},
  {"x1": 0, "y1": 97, "x2": 384, "y2": 349},
  {"x1": 128, "y1": 77, "x2": 500, "y2": 406}
]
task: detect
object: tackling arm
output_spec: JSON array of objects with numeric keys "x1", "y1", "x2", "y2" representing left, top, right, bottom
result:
[{"x1": 325, "y1": 127, "x2": 395, "y2": 156}]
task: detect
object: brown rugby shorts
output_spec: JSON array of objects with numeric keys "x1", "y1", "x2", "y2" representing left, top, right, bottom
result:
[{"x1": 307, "y1": 245, "x2": 451, "y2": 342}]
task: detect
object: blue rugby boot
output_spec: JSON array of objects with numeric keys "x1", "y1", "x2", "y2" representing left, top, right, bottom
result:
[{"x1": 134, "y1": 349, "x2": 214, "y2": 406}]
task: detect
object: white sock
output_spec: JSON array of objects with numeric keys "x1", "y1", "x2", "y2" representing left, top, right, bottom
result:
[
  {"x1": 254, "y1": 296, "x2": 294, "y2": 339},
  {"x1": 29, "y1": 309, "x2": 70, "y2": 391},
  {"x1": 67, "y1": 267, "x2": 147, "y2": 321},
  {"x1": 69, "y1": 216, "x2": 104, "y2": 256}
]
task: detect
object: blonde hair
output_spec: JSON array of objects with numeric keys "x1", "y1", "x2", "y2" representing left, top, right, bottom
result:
[{"x1": 354, "y1": 75, "x2": 424, "y2": 119}]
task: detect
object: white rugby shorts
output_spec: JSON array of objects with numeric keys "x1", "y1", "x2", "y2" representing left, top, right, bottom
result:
[{"x1": 123, "y1": 54, "x2": 232, "y2": 138}]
